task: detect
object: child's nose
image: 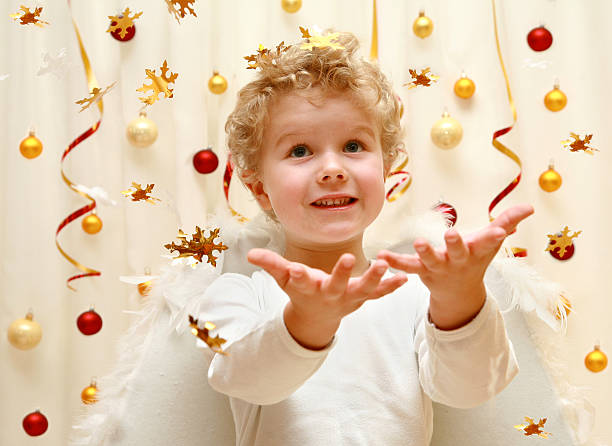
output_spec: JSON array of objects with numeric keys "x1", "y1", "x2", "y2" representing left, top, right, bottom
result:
[{"x1": 317, "y1": 161, "x2": 347, "y2": 183}]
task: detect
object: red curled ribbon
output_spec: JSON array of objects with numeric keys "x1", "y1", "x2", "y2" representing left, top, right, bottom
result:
[
  {"x1": 223, "y1": 154, "x2": 248, "y2": 223},
  {"x1": 56, "y1": 2, "x2": 103, "y2": 290}
]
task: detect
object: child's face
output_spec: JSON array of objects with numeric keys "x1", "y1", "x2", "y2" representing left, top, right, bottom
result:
[{"x1": 249, "y1": 89, "x2": 387, "y2": 249}]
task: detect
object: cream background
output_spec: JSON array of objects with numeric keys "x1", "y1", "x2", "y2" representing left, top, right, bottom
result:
[{"x1": 1, "y1": 0, "x2": 610, "y2": 444}]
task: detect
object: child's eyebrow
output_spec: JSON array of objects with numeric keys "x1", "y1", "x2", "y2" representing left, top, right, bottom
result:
[{"x1": 275, "y1": 125, "x2": 376, "y2": 147}]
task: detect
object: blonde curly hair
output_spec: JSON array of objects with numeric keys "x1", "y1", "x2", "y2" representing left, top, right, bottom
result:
[{"x1": 225, "y1": 30, "x2": 405, "y2": 217}]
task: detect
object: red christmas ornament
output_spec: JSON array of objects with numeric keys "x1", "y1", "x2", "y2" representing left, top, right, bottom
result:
[
  {"x1": 548, "y1": 239, "x2": 575, "y2": 261},
  {"x1": 193, "y1": 147, "x2": 219, "y2": 174},
  {"x1": 432, "y1": 201, "x2": 457, "y2": 227},
  {"x1": 110, "y1": 19, "x2": 136, "y2": 42},
  {"x1": 77, "y1": 309, "x2": 103, "y2": 335},
  {"x1": 23, "y1": 410, "x2": 48, "y2": 437},
  {"x1": 527, "y1": 26, "x2": 553, "y2": 51}
]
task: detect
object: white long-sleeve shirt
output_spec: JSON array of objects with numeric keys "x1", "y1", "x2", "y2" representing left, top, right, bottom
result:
[{"x1": 200, "y1": 268, "x2": 518, "y2": 445}]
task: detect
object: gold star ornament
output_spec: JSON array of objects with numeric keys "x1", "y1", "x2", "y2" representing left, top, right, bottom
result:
[
  {"x1": 299, "y1": 27, "x2": 345, "y2": 50},
  {"x1": 121, "y1": 182, "x2": 161, "y2": 204},
  {"x1": 10, "y1": 5, "x2": 49, "y2": 27},
  {"x1": 188, "y1": 315, "x2": 227, "y2": 355},
  {"x1": 404, "y1": 68, "x2": 440, "y2": 89},
  {"x1": 164, "y1": 227, "x2": 228, "y2": 267},
  {"x1": 164, "y1": 0, "x2": 197, "y2": 23},
  {"x1": 562, "y1": 132, "x2": 599, "y2": 155},
  {"x1": 514, "y1": 417, "x2": 551, "y2": 438},
  {"x1": 545, "y1": 226, "x2": 581, "y2": 258},
  {"x1": 137, "y1": 60, "x2": 178, "y2": 106},
  {"x1": 107, "y1": 8, "x2": 142, "y2": 39},
  {"x1": 75, "y1": 82, "x2": 117, "y2": 112}
]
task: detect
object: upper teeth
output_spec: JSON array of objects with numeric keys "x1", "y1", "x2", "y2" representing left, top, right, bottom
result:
[{"x1": 314, "y1": 198, "x2": 352, "y2": 206}]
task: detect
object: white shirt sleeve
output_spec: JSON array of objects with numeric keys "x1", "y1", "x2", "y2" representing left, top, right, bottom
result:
[
  {"x1": 415, "y1": 286, "x2": 519, "y2": 409},
  {"x1": 199, "y1": 272, "x2": 336, "y2": 405}
]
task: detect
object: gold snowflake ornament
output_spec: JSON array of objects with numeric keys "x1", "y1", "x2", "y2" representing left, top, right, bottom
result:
[
  {"x1": 10, "y1": 5, "x2": 49, "y2": 27},
  {"x1": 404, "y1": 68, "x2": 440, "y2": 89},
  {"x1": 188, "y1": 315, "x2": 227, "y2": 355},
  {"x1": 546, "y1": 226, "x2": 581, "y2": 258},
  {"x1": 164, "y1": 0, "x2": 197, "y2": 23},
  {"x1": 137, "y1": 60, "x2": 179, "y2": 106},
  {"x1": 107, "y1": 8, "x2": 143, "y2": 39},
  {"x1": 562, "y1": 132, "x2": 599, "y2": 155},
  {"x1": 244, "y1": 42, "x2": 291, "y2": 70},
  {"x1": 121, "y1": 182, "x2": 161, "y2": 204},
  {"x1": 514, "y1": 417, "x2": 551, "y2": 438},
  {"x1": 164, "y1": 226, "x2": 228, "y2": 267},
  {"x1": 299, "y1": 27, "x2": 345, "y2": 50},
  {"x1": 75, "y1": 82, "x2": 117, "y2": 112}
]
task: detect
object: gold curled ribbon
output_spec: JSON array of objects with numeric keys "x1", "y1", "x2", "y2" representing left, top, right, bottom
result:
[
  {"x1": 385, "y1": 157, "x2": 412, "y2": 202},
  {"x1": 490, "y1": 0, "x2": 525, "y2": 251},
  {"x1": 56, "y1": 1, "x2": 103, "y2": 290},
  {"x1": 223, "y1": 154, "x2": 249, "y2": 223},
  {"x1": 489, "y1": 1, "x2": 522, "y2": 220},
  {"x1": 370, "y1": 0, "x2": 378, "y2": 61}
]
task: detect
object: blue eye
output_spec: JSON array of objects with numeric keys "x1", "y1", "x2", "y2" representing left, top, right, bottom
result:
[
  {"x1": 290, "y1": 145, "x2": 311, "y2": 158},
  {"x1": 344, "y1": 141, "x2": 363, "y2": 153}
]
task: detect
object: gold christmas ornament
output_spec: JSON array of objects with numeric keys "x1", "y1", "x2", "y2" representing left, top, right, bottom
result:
[
  {"x1": 7, "y1": 312, "x2": 42, "y2": 350},
  {"x1": 281, "y1": 0, "x2": 302, "y2": 13},
  {"x1": 126, "y1": 111, "x2": 158, "y2": 147},
  {"x1": 82, "y1": 213, "x2": 103, "y2": 234},
  {"x1": 413, "y1": 11, "x2": 433, "y2": 39},
  {"x1": 208, "y1": 71, "x2": 228, "y2": 95},
  {"x1": 431, "y1": 110, "x2": 463, "y2": 149},
  {"x1": 81, "y1": 380, "x2": 98, "y2": 404},
  {"x1": 19, "y1": 131, "x2": 43, "y2": 159},
  {"x1": 585, "y1": 345, "x2": 608, "y2": 373},
  {"x1": 544, "y1": 82, "x2": 567, "y2": 112},
  {"x1": 454, "y1": 73, "x2": 476, "y2": 99},
  {"x1": 539, "y1": 163, "x2": 562, "y2": 192}
]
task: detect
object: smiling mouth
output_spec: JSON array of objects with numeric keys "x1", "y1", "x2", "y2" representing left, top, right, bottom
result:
[{"x1": 311, "y1": 197, "x2": 358, "y2": 208}]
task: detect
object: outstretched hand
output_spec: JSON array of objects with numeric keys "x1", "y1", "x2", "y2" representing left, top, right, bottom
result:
[
  {"x1": 247, "y1": 249, "x2": 408, "y2": 349},
  {"x1": 376, "y1": 204, "x2": 534, "y2": 330}
]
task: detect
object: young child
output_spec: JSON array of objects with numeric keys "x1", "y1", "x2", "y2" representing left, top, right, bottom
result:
[{"x1": 199, "y1": 30, "x2": 534, "y2": 445}]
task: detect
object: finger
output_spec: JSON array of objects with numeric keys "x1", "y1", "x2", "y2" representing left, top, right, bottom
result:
[
  {"x1": 490, "y1": 204, "x2": 534, "y2": 234},
  {"x1": 351, "y1": 259, "x2": 389, "y2": 296},
  {"x1": 322, "y1": 254, "x2": 355, "y2": 296},
  {"x1": 467, "y1": 226, "x2": 507, "y2": 257},
  {"x1": 445, "y1": 230, "x2": 469, "y2": 263},
  {"x1": 287, "y1": 263, "x2": 317, "y2": 292},
  {"x1": 247, "y1": 248, "x2": 291, "y2": 286},
  {"x1": 413, "y1": 239, "x2": 445, "y2": 271},
  {"x1": 367, "y1": 273, "x2": 409, "y2": 300},
  {"x1": 376, "y1": 250, "x2": 425, "y2": 274}
]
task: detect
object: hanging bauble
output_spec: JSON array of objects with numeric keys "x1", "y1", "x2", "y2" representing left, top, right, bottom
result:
[
  {"x1": 539, "y1": 163, "x2": 562, "y2": 192},
  {"x1": 585, "y1": 345, "x2": 608, "y2": 373},
  {"x1": 7, "y1": 311, "x2": 42, "y2": 350},
  {"x1": 19, "y1": 131, "x2": 43, "y2": 159},
  {"x1": 432, "y1": 201, "x2": 457, "y2": 227},
  {"x1": 553, "y1": 295, "x2": 572, "y2": 321},
  {"x1": 527, "y1": 26, "x2": 553, "y2": 51},
  {"x1": 81, "y1": 380, "x2": 99, "y2": 404},
  {"x1": 23, "y1": 410, "x2": 48, "y2": 436},
  {"x1": 431, "y1": 110, "x2": 463, "y2": 149},
  {"x1": 109, "y1": 16, "x2": 136, "y2": 42},
  {"x1": 126, "y1": 111, "x2": 158, "y2": 148},
  {"x1": 208, "y1": 71, "x2": 228, "y2": 95},
  {"x1": 82, "y1": 213, "x2": 103, "y2": 234},
  {"x1": 544, "y1": 83, "x2": 567, "y2": 112},
  {"x1": 453, "y1": 73, "x2": 476, "y2": 99},
  {"x1": 77, "y1": 308, "x2": 103, "y2": 336},
  {"x1": 413, "y1": 11, "x2": 434, "y2": 39},
  {"x1": 281, "y1": 0, "x2": 302, "y2": 13},
  {"x1": 547, "y1": 234, "x2": 575, "y2": 261},
  {"x1": 193, "y1": 147, "x2": 219, "y2": 174}
]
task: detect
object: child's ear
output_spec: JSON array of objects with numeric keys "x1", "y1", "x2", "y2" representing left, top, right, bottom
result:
[{"x1": 247, "y1": 180, "x2": 273, "y2": 211}]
